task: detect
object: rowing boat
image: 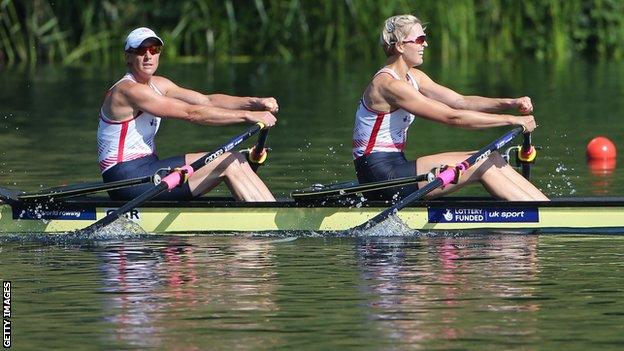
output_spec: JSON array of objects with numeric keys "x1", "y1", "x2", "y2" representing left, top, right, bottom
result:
[
  {"x1": 1, "y1": 194, "x2": 623, "y2": 234},
  {"x1": 1, "y1": 126, "x2": 620, "y2": 234}
]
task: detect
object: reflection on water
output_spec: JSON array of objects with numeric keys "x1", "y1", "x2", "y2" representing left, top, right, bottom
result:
[
  {"x1": 4, "y1": 235, "x2": 624, "y2": 350},
  {"x1": 587, "y1": 158, "x2": 617, "y2": 195},
  {"x1": 356, "y1": 236, "x2": 541, "y2": 349},
  {"x1": 98, "y1": 238, "x2": 282, "y2": 349}
]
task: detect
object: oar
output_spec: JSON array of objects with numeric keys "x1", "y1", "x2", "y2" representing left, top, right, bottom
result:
[
  {"x1": 246, "y1": 128, "x2": 270, "y2": 172},
  {"x1": 518, "y1": 132, "x2": 536, "y2": 180},
  {"x1": 291, "y1": 173, "x2": 431, "y2": 201},
  {"x1": 18, "y1": 175, "x2": 153, "y2": 201},
  {"x1": 354, "y1": 126, "x2": 525, "y2": 231},
  {"x1": 82, "y1": 123, "x2": 266, "y2": 232}
]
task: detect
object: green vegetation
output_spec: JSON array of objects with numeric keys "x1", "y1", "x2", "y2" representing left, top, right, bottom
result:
[{"x1": 2, "y1": 0, "x2": 624, "y2": 66}]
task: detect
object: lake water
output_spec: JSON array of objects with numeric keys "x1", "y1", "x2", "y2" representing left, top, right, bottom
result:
[{"x1": 1, "y1": 58, "x2": 624, "y2": 349}]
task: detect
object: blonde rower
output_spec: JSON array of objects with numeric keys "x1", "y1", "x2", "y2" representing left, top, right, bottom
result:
[{"x1": 352, "y1": 15, "x2": 548, "y2": 201}]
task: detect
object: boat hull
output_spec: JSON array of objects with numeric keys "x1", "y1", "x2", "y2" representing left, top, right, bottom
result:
[{"x1": 2, "y1": 197, "x2": 624, "y2": 234}]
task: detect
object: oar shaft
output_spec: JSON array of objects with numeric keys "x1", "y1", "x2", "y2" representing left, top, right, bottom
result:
[
  {"x1": 291, "y1": 173, "x2": 430, "y2": 201},
  {"x1": 357, "y1": 127, "x2": 524, "y2": 230},
  {"x1": 252, "y1": 129, "x2": 269, "y2": 159},
  {"x1": 190, "y1": 123, "x2": 263, "y2": 171},
  {"x1": 83, "y1": 123, "x2": 265, "y2": 232},
  {"x1": 19, "y1": 175, "x2": 153, "y2": 201},
  {"x1": 88, "y1": 183, "x2": 169, "y2": 230},
  {"x1": 363, "y1": 179, "x2": 443, "y2": 228},
  {"x1": 463, "y1": 127, "x2": 523, "y2": 167}
]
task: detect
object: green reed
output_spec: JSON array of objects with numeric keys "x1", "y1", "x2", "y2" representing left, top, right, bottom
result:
[{"x1": 2, "y1": 0, "x2": 624, "y2": 66}]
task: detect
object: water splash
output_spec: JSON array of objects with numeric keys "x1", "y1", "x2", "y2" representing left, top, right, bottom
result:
[
  {"x1": 0, "y1": 217, "x2": 148, "y2": 246},
  {"x1": 353, "y1": 214, "x2": 416, "y2": 237},
  {"x1": 545, "y1": 161, "x2": 578, "y2": 196},
  {"x1": 77, "y1": 216, "x2": 148, "y2": 238}
]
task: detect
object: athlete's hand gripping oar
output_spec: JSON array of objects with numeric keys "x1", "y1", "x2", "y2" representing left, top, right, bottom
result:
[
  {"x1": 82, "y1": 123, "x2": 266, "y2": 232},
  {"x1": 515, "y1": 99, "x2": 535, "y2": 179},
  {"x1": 354, "y1": 126, "x2": 526, "y2": 231}
]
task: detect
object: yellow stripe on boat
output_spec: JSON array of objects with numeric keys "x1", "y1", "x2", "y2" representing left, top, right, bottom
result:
[{"x1": 2, "y1": 197, "x2": 624, "y2": 233}]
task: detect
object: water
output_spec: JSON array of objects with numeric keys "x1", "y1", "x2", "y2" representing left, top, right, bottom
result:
[
  {"x1": 2, "y1": 235, "x2": 624, "y2": 350},
  {"x1": 1, "y1": 57, "x2": 624, "y2": 349}
]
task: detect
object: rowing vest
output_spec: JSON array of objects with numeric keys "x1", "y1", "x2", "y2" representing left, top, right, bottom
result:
[
  {"x1": 97, "y1": 73, "x2": 162, "y2": 173},
  {"x1": 352, "y1": 68, "x2": 418, "y2": 159}
]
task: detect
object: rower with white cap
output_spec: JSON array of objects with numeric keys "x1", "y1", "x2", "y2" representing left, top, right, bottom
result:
[{"x1": 98, "y1": 27, "x2": 278, "y2": 201}]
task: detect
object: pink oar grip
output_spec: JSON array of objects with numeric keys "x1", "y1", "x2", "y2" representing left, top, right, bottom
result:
[
  {"x1": 437, "y1": 163, "x2": 468, "y2": 186},
  {"x1": 437, "y1": 168, "x2": 456, "y2": 186},
  {"x1": 162, "y1": 166, "x2": 195, "y2": 191}
]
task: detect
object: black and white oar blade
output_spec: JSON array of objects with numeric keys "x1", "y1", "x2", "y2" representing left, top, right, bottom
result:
[{"x1": 354, "y1": 126, "x2": 524, "y2": 231}]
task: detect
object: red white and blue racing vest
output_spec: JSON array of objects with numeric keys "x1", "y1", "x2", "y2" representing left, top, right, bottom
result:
[
  {"x1": 97, "y1": 73, "x2": 162, "y2": 172},
  {"x1": 352, "y1": 68, "x2": 418, "y2": 159}
]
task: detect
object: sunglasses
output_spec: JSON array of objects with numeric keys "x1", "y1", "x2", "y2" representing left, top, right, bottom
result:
[
  {"x1": 402, "y1": 35, "x2": 427, "y2": 45},
  {"x1": 127, "y1": 45, "x2": 162, "y2": 55}
]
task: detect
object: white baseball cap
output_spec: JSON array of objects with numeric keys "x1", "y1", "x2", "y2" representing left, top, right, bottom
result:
[{"x1": 124, "y1": 27, "x2": 164, "y2": 51}]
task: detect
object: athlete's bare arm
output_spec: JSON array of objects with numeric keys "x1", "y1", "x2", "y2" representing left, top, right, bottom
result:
[
  {"x1": 410, "y1": 69, "x2": 533, "y2": 114},
  {"x1": 154, "y1": 76, "x2": 279, "y2": 113},
  {"x1": 114, "y1": 79, "x2": 276, "y2": 127},
  {"x1": 376, "y1": 75, "x2": 536, "y2": 132}
]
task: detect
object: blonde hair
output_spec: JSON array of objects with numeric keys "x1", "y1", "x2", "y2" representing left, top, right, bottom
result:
[{"x1": 380, "y1": 15, "x2": 423, "y2": 57}]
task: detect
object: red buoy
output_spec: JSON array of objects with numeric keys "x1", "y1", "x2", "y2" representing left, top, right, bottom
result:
[{"x1": 586, "y1": 136, "x2": 617, "y2": 160}]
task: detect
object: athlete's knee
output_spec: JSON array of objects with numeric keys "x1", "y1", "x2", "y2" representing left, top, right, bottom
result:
[
  {"x1": 472, "y1": 152, "x2": 504, "y2": 179},
  {"x1": 222, "y1": 152, "x2": 251, "y2": 176},
  {"x1": 488, "y1": 151, "x2": 505, "y2": 161},
  {"x1": 487, "y1": 151, "x2": 511, "y2": 168}
]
